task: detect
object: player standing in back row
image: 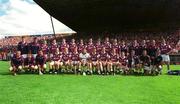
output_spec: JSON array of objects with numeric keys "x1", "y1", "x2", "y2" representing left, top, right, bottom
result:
[{"x1": 160, "y1": 39, "x2": 172, "y2": 71}]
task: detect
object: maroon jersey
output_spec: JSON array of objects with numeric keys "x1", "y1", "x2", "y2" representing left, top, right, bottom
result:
[
  {"x1": 103, "y1": 42, "x2": 111, "y2": 53},
  {"x1": 41, "y1": 44, "x2": 49, "y2": 54},
  {"x1": 60, "y1": 43, "x2": 69, "y2": 53},
  {"x1": 69, "y1": 43, "x2": 77, "y2": 53},
  {"x1": 51, "y1": 54, "x2": 61, "y2": 61},
  {"x1": 138, "y1": 45, "x2": 147, "y2": 56},
  {"x1": 111, "y1": 44, "x2": 119, "y2": 53},
  {"x1": 110, "y1": 54, "x2": 119, "y2": 62},
  {"x1": 71, "y1": 53, "x2": 79, "y2": 61},
  {"x1": 148, "y1": 45, "x2": 158, "y2": 57},
  {"x1": 129, "y1": 45, "x2": 139, "y2": 55},
  {"x1": 120, "y1": 45, "x2": 128, "y2": 53},
  {"x1": 139, "y1": 55, "x2": 151, "y2": 66},
  {"x1": 24, "y1": 57, "x2": 35, "y2": 66},
  {"x1": 119, "y1": 57, "x2": 128, "y2": 66},
  {"x1": 50, "y1": 44, "x2": 58, "y2": 54},
  {"x1": 35, "y1": 55, "x2": 46, "y2": 65},
  {"x1": 29, "y1": 42, "x2": 40, "y2": 54},
  {"x1": 160, "y1": 44, "x2": 171, "y2": 54},
  {"x1": 127, "y1": 55, "x2": 140, "y2": 68},
  {"x1": 62, "y1": 53, "x2": 70, "y2": 61},
  {"x1": 11, "y1": 55, "x2": 23, "y2": 67},
  {"x1": 78, "y1": 44, "x2": 86, "y2": 53},
  {"x1": 99, "y1": 53, "x2": 109, "y2": 61},
  {"x1": 86, "y1": 43, "x2": 95, "y2": 54},
  {"x1": 95, "y1": 44, "x2": 103, "y2": 54},
  {"x1": 90, "y1": 53, "x2": 99, "y2": 61}
]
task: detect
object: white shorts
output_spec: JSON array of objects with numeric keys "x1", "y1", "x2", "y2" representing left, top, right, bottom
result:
[
  {"x1": 22, "y1": 54, "x2": 27, "y2": 58},
  {"x1": 144, "y1": 66, "x2": 151, "y2": 71},
  {"x1": 33, "y1": 54, "x2": 37, "y2": 58},
  {"x1": 50, "y1": 54, "x2": 53, "y2": 58},
  {"x1": 92, "y1": 61, "x2": 98, "y2": 65},
  {"x1": 161, "y1": 54, "x2": 170, "y2": 62},
  {"x1": 50, "y1": 61, "x2": 60, "y2": 66},
  {"x1": 71, "y1": 61, "x2": 79, "y2": 65}
]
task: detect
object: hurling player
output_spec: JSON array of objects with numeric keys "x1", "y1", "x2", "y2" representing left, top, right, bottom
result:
[
  {"x1": 61, "y1": 48, "x2": 71, "y2": 73},
  {"x1": 50, "y1": 39, "x2": 58, "y2": 58},
  {"x1": 99, "y1": 47, "x2": 110, "y2": 75},
  {"x1": 108, "y1": 48, "x2": 119, "y2": 75},
  {"x1": 70, "y1": 47, "x2": 80, "y2": 74},
  {"x1": 139, "y1": 50, "x2": 151, "y2": 75},
  {"x1": 79, "y1": 48, "x2": 91, "y2": 75},
  {"x1": 35, "y1": 50, "x2": 47, "y2": 75},
  {"x1": 10, "y1": 51, "x2": 23, "y2": 76},
  {"x1": 152, "y1": 49, "x2": 163, "y2": 75},
  {"x1": 78, "y1": 39, "x2": 86, "y2": 53},
  {"x1": 160, "y1": 39, "x2": 172, "y2": 71},
  {"x1": 49, "y1": 48, "x2": 62, "y2": 74},
  {"x1": 119, "y1": 52, "x2": 129, "y2": 74},
  {"x1": 86, "y1": 38, "x2": 95, "y2": 54},
  {"x1": 40, "y1": 40, "x2": 49, "y2": 58},
  {"x1": 89, "y1": 48, "x2": 99, "y2": 74},
  {"x1": 69, "y1": 38, "x2": 77, "y2": 53},
  {"x1": 127, "y1": 50, "x2": 140, "y2": 74},
  {"x1": 24, "y1": 53, "x2": 35, "y2": 73}
]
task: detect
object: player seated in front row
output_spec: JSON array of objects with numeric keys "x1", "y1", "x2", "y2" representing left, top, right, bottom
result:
[
  {"x1": 49, "y1": 48, "x2": 62, "y2": 74},
  {"x1": 10, "y1": 51, "x2": 23, "y2": 76},
  {"x1": 108, "y1": 48, "x2": 119, "y2": 75},
  {"x1": 127, "y1": 50, "x2": 141, "y2": 74},
  {"x1": 99, "y1": 47, "x2": 110, "y2": 75},
  {"x1": 139, "y1": 50, "x2": 151, "y2": 75},
  {"x1": 35, "y1": 50, "x2": 47, "y2": 75},
  {"x1": 89, "y1": 48, "x2": 99, "y2": 74},
  {"x1": 61, "y1": 48, "x2": 71, "y2": 73},
  {"x1": 152, "y1": 49, "x2": 163, "y2": 75},
  {"x1": 24, "y1": 53, "x2": 35, "y2": 73},
  {"x1": 79, "y1": 48, "x2": 91, "y2": 75},
  {"x1": 70, "y1": 47, "x2": 80, "y2": 74},
  {"x1": 119, "y1": 52, "x2": 129, "y2": 74}
]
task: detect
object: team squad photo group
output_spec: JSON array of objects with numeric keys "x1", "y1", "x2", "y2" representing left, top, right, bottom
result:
[{"x1": 10, "y1": 36, "x2": 172, "y2": 76}]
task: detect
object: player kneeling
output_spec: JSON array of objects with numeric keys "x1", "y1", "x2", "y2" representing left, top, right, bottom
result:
[
  {"x1": 89, "y1": 48, "x2": 99, "y2": 74},
  {"x1": 108, "y1": 49, "x2": 119, "y2": 75},
  {"x1": 24, "y1": 53, "x2": 35, "y2": 73},
  {"x1": 9, "y1": 51, "x2": 23, "y2": 76},
  {"x1": 35, "y1": 50, "x2": 47, "y2": 75},
  {"x1": 49, "y1": 48, "x2": 62, "y2": 74},
  {"x1": 79, "y1": 49, "x2": 91, "y2": 75},
  {"x1": 152, "y1": 49, "x2": 163, "y2": 75},
  {"x1": 119, "y1": 52, "x2": 129, "y2": 75},
  {"x1": 99, "y1": 47, "x2": 110, "y2": 75},
  {"x1": 139, "y1": 50, "x2": 151, "y2": 75},
  {"x1": 127, "y1": 50, "x2": 141, "y2": 74},
  {"x1": 70, "y1": 48, "x2": 80, "y2": 74}
]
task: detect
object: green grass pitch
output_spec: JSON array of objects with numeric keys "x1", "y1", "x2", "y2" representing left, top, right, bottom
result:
[{"x1": 0, "y1": 61, "x2": 179, "y2": 104}]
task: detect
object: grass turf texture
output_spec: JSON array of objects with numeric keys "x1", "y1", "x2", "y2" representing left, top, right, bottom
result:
[{"x1": 0, "y1": 61, "x2": 179, "y2": 104}]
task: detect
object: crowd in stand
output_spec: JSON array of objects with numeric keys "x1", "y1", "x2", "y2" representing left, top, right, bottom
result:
[{"x1": 7, "y1": 31, "x2": 180, "y2": 76}]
